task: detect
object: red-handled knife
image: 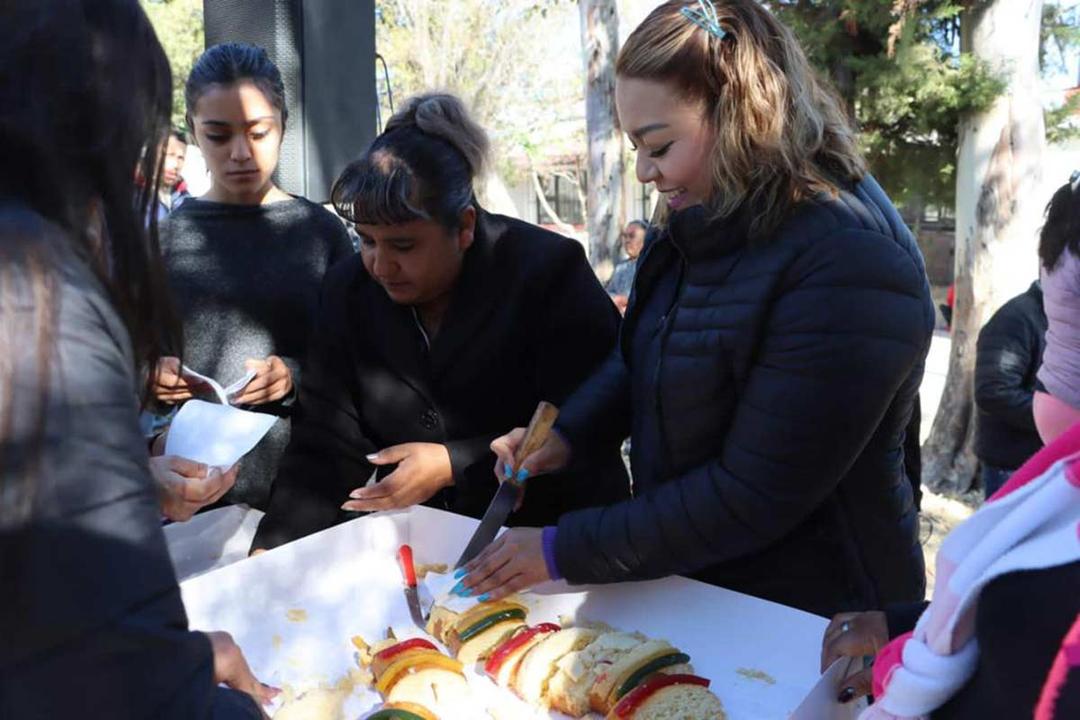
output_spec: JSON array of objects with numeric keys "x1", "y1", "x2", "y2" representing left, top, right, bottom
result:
[{"x1": 397, "y1": 544, "x2": 427, "y2": 628}]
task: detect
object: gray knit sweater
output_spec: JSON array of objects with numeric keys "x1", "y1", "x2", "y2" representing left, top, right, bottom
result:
[{"x1": 161, "y1": 196, "x2": 354, "y2": 509}]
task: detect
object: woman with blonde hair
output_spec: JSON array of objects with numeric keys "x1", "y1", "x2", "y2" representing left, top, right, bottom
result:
[{"x1": 459, "y1": 0, "x2": 935, "y2": 617}]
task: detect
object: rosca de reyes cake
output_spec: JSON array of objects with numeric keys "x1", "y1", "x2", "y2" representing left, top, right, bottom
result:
[
  {"x1": 605, "y1": 674, "x2": 726, "y2": 719},
  {"x1": 352, "y1": 635, "x2": 470, "y2": 717}
]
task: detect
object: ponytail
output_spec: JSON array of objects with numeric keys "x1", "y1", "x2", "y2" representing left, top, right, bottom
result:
[{"x1": 332, "y1": 92, "x2": 490, "y2": 230}]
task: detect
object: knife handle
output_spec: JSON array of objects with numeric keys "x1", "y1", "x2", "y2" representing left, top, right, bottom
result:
[
  {"x1": 510, "y1": 401, "x2": 560, "y2": 479},
  {"x1": 398, "y1": 544, "x2": 417, "y2": 588}
]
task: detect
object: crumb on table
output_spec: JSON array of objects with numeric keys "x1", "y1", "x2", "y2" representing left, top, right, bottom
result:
[
  {"x1": 286, "y1": 608, "x2": 308, "y2": 622},
  {"x1": 736, "y1": 667, "x2": 776, "y2": 685}
]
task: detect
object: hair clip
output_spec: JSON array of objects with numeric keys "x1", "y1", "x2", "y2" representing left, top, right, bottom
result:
[
  {"x1": 1070, "y1": 170, "x2": 1080, "y2": 192},
  {"x1": 681, "y1": 0, "x2": 727, "y2": 41}
]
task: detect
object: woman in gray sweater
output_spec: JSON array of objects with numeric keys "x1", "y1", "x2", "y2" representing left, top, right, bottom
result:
[
  {"x1": 0, "y1": 2, "x2": 271, "y2": 716},
  {"x1": 154, "y1": 43, "x2": 354, "y2": 511}
]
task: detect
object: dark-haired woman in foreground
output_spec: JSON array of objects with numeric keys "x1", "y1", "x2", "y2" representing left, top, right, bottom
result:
[
  {"x1": 252, "y1": 93, "x2": 628, "y2": 550},
  {"x1": 153, "y1": 42, "x2": 354, "y2": 512},
  {"x1": 0, "y1": 1, "x2": 271, "y2": 717}
]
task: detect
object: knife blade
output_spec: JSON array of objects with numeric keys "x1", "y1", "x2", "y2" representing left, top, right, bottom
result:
[
  {"x1": 789, "y1": 657, "x2": 865, "y2": 720},
  {"x1": 454, "y1": 401, "x2": 560, "y2": 569},
  {"x1": 397, "y1": 544, "x2": 427, "y2": 628}
]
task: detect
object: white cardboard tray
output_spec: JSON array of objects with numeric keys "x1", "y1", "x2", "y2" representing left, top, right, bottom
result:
[{"x1": 179, "y1": 505, "x2": 844, "y2": 719}]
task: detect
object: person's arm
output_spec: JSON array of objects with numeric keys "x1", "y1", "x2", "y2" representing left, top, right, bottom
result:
[
  {"x1": 252, "y1": 272, "x2": 378, "y2": 551},
  {"x1": 554, "y1": 228, "x2": 932, "y2": 584},
  {"x1": 974, "y1": 307, "x2": 1040, "y2": 433}
]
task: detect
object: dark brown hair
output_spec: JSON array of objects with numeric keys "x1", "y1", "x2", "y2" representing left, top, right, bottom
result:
[
  {"x1": 332, "y1": 93, "x2": 489, "y2": 230},
  {"x1": 0, "y1": 0, "x2": 178, "y2": 524}
]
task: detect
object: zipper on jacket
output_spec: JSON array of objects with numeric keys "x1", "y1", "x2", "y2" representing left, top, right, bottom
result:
[{"x1": 653, "y1": 254, "x2": 688, "y2": 473}]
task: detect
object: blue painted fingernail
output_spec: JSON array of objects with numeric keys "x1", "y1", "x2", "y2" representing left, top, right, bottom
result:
[
  {"x1": 517, "y1": 468, "x2": 529, "y2": 483},
  {"x1": 453, "y1": 567, "x2": 467, "y2": 579},
  {"x1": 450, "y1": 581, "x2": 465, "y2": 596},
  {"x1": 503, "y1": 463, "x2": 513, "y2": 479},
  {"x1": 478, "y1": 593, "x2": 490, "y2": 602}
]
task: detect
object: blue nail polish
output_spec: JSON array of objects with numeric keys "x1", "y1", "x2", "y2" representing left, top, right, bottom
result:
[
  {"x1": 503, "y1": 463, "x2": 513, "y2": 479},
  {"x1": 450, "y1": 581, "x2": 465, "y2": 596},
  {"x1": 478, "y1": 593, "x2": 490, "y2": 602},
  {"x1": 517, "y1": 468, "x2": 530, "y2": 483},
  {"x1": 462, "y1": 587, "x2": 475, "y2": 598},
  {"x1": 453, "y1": 567, "x2": 466, "y2": 579}
]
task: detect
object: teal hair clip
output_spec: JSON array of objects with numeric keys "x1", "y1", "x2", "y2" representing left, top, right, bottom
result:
[{"x1": 681, "y1": 0, "x2": 727, "y2": 40}]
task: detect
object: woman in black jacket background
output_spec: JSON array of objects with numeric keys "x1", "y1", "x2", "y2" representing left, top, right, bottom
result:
[
  {"x1": 461, "y1": 0, "x2": 934, "y2": 617},
  {"x1": 252, "y1": 94, "x2": 628, "y2": 550}
]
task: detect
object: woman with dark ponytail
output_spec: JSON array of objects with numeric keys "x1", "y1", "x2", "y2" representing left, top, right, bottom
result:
[
  {"x1": 252, "y1": 93, "x2": 629, "y2": 550},
  {"x1": 1, "y1": 1, "x2": 272, "y2": 716},
  {"x1": 151, "y1": 42, "x2": 354, "y2": 513}
]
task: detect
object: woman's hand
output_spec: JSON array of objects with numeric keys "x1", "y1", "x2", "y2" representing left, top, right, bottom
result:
[
  {"x1": 341, "y1": 443, "x2": 453, "y2": 512},
  {"x1": 820, "y1": 611, "x2": 889, "y2": 702},
  {"x1": 490, "y1": 428, "x2": 572, "y2": 483},
  {"x1": 152, "y1": 356, "x2": 207, "y2": 404},
  {"x1": 151, "y1": 456, "x2": 238, "y2": 522},
  {"x1": 232, "y1": 356, "x2": 293, "y2": 405},
  {"x1": 206, "y1": 631, "x2": 280, "y2": 711},
  {"x1": 455, "y1": 528, "x2": 549, "y2": 602}
]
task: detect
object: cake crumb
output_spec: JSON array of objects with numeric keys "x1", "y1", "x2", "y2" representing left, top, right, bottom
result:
[
  {"x1": 286, "y1": 608, "x2": 308, "y2": 622},
  {"x1": 736, "y1": 667, "x2": 776, "y2": 684},
  {"x1": 271, "y1": 634, "x2": 283, "y2": 650},
  {"x1": 415, "y1": 562, "x2": 449, "y2": 579}
]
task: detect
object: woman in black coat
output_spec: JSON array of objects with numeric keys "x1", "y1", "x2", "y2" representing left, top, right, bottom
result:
[
  {"x1": 252, "y1": 94, "x2": 628, "y2": 550},
  {"x1": 460, "y1": 0, "x2": 934, "y2": 617}
]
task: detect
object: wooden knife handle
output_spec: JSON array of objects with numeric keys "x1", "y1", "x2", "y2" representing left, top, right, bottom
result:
[{"x1": 511, "y1": 401, "x2": 560, "y2": 476}]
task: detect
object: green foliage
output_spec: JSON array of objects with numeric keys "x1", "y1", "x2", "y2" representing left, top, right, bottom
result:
[
  {"x1": 140, "y1": 0, "x2": 204, "y2": 130},
  {"x1": 767, "y1": 0, "x2": 1078, "y2": 211},
  {"x1": 1046, "y1": 91, "x2": 1080, "y2": 144}
]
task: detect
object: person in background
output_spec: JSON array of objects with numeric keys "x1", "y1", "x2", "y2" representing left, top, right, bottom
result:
[
  {"x1": 607, "y1": 219, "x2": 648, "y2": 314},
  {"x1": 153, "y1": 42, "x2": 354, "y2": 512},
  {"x1": 1035, "y1": 174, "x2": 1080, "y2": 444},
  {"x1": 974, "y1": 280, "x2": 1047, "y2": 498},
  {"x1": 0, "y1": 1, "x2": 273, "y2": 716},
  {"x1": 251, "y1": 93, "x2": 629, "y2": 551},
  {"x1": 820, "y1": 422, "x2": 1080, "y2": 718},
  {"x1": 460, "y1": 0, "x2": 933, "y2": 618},
  {"x1": 159, "y1": 127, "x2": 191, "y2": 216}
]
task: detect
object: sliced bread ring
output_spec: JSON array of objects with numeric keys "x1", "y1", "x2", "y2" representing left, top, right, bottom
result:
[
  {"x1": 513, "y1": 627, "x2": 600, "y2": 705},
  {"x1": 547, "y1": 632, "x2": 648, "y2": 718},
  {"x1": 587, "y1": 639, "x2": 683, "y2": 714},
  {"x1": 384, "y1": 667, "x2": 471, "y2": 712},
  {"x1": 450, "y1": 618, "x2": 526, "y2": 665},
  {"x1": 605, "y1": 674, "x2": 725, "y2": 720}
]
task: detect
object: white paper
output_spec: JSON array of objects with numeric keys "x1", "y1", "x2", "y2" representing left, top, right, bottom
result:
[
  {"x1": 182, "y1": 365, "x2": 257, "y2": 405},
  {"x1": 164, "y1": 505, "x2": 265, "y2": 581},
  {"x1": 164, "y1": 400, "x2": 277, "y2": 468},
  {"x1": 180, "y1": 506, "x2": 830, "y2": 720}
]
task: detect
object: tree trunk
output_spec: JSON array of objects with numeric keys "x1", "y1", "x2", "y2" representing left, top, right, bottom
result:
[
  {"x1": 923, "y1": 0, "x2": 1046, "y2": 494},
  {"x1": 579, "y1": 0, "x2": 624, "y2": 280}
]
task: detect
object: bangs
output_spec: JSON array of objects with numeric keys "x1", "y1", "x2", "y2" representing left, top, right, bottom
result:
[{"x1": 331, "y1": 150, "x2": 431, "y2": 226}]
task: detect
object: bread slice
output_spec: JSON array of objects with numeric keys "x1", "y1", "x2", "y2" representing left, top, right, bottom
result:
[
  {"x1": 425, "y1": 605, "x2": 460, "y2": 645},
  {"x1": 607, "y1": 683, "x2": 726, "y2": 719},
  {"x1": 486, "y1": 624, "x2": 560, "y2": 688},
  {"x1": 385, "y1": 667, "x2": 471, "y2": 712},
  {"x1": 513, "y1": 627, "x2": 600, "y2": 705},
  {"x1": 450, "y1": 619, "x2": 526, "y2": 665},
  {"x1": 587, "y1": 639, "x2": 681, "y2": 714},
  {"x1": 547, "y1": 632, "x2": 647, "y2": 717}
]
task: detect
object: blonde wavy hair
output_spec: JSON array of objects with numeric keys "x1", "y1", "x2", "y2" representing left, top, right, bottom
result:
[{"x1": 617, "y1": 0, "x2": 866, "y2": 240}]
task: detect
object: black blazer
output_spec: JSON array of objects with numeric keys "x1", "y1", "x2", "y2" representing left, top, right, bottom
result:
[{"x1": 254, "y1": 211, "x2": 629, "y2": 549}]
